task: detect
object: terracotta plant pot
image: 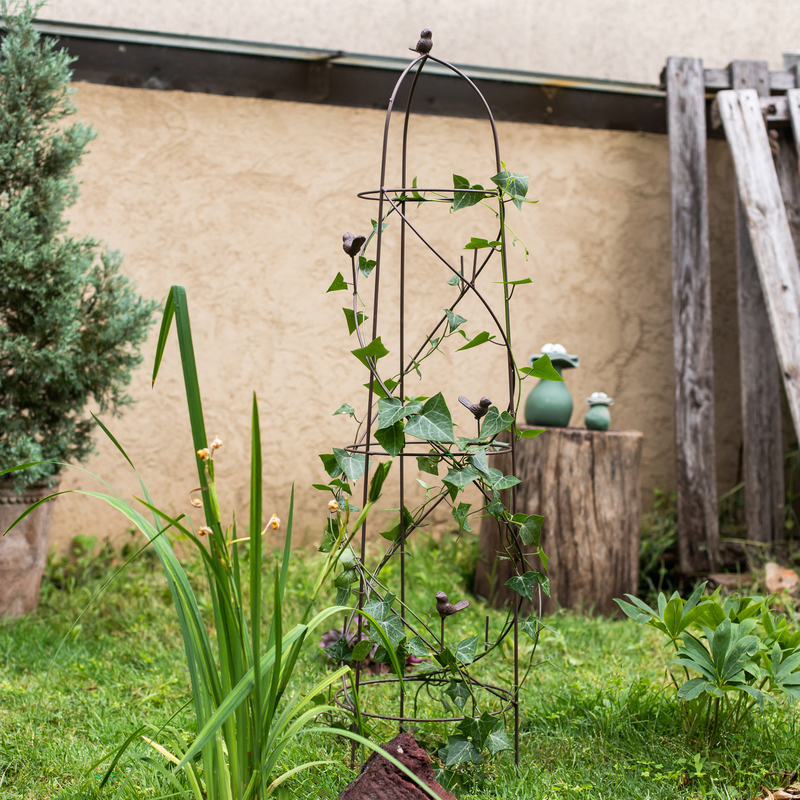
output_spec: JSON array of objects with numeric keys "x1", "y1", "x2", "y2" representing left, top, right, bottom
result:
[{"x1": 0, "y1": 478, "x2": 60, "y2": 618}]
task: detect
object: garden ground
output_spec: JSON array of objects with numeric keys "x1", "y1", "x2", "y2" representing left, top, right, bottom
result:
[{"x1": 1, "y1": 531, "x2": 798, "y2": 799}]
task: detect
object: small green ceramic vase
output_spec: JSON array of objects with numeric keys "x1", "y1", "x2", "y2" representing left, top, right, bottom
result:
[
  {"x1": 524, "y1": 343, "x2": 580, "y2": 428},
  {"x1": 584, "y1": 391, "x2": 614, "y2": 431}
]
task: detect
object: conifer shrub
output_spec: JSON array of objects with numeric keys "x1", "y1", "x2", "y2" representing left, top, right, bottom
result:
[{"x1": 0, "y1": 0, "x2": 157, "y2": 490}]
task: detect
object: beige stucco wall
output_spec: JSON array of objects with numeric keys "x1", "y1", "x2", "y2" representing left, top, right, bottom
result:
[
  {"x1": 43, "y1": 0, "x2": 800, "y2": 85},
  {"x1": 48, "y1": 81, "x2": 742, "y2": 551}
]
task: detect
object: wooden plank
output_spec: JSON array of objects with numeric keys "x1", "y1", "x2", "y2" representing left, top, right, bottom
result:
[
  {"x1": 787, "y1": 89, "x2": 800, "y2": 153},
  {"x1": 717, "y1": 89, "x2": 800, "y2": 444},
  {"x1": 731, "y1": 61, "x2": 784, "y2": 544},
  {"x1": 666, "y1": 57, "x2": 719, "y2": 573},
  {"x1": 474, "y1": 427, "x2": 643, "y2": 616},
  {"x1": 703, "y1": 68, "x2": 797, "y2": 91}
]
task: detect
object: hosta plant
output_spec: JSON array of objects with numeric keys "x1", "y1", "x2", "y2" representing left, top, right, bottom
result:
[{"x1": 616, "y1": 583, "x2": 800, "y2": 739}]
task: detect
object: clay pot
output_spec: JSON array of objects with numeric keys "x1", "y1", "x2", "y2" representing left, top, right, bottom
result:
[{"x1": 0, "y1": 478, "x2": 60, "y2": 618}]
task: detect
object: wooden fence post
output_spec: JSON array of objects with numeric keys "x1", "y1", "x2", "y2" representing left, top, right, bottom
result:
[
  {"x1": 730, "y1": 60, "x2": 785, "y2": 543},
  {"x1": 667, "y1": 56, "x2": 719, "y2": 572}
]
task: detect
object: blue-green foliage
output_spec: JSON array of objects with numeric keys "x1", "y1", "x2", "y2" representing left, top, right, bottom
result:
[{"x1": 0, "y1": 1, "x2": 157, "y2": 489}]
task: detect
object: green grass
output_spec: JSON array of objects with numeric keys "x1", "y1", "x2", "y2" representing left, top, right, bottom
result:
[{"x1": 1, "y1": 531, "x2": 799, "y2": 800}]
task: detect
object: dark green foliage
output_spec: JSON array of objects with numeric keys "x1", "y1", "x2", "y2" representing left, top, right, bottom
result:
[{"x1": 0, "y1": 0, "x2": 157, "y2": 489}]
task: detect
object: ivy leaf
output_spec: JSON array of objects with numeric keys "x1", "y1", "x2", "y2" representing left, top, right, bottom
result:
[
  {"x1": 454, "y1": 636, "x2": 479, "y2": 665},
  {"x1": 464, "y1": 237, "x2": 501, "y2": 250},
  {"x1": 452, "y1": 174, "x2": 486, "y2": 211},
  {"x1": 439, "y1": 735, "x2": 483, "y2": 767},
  {"x1": 416, "y1": 454, "x2": 439, "y2": 476},
  {"x1": 342, "y1": 307, "x2": 367, "y2": 335},
  {"x1": 377, "y1": 397, "x2": 423, "y2": 430},
  {"x1": 404, "y1": 392, "x2": 455, "y2": 443},
  {"x1": 375, "y1": 421, "x2": 405, "y2": 458},
  {"x1": 479, "y1": 406, "x2": 514, "y2": 438},
  {"x1": 490, "y1": 170, "x2": 530, "y2": 210},
  {"x1": 485, "y1": 491, "x2": 505, "y2": 521},
  {"x1": 521, "y1": 353, "x2": 563, "y2": 381},
  {"x1": 334, "y1": 567, "x2": 358, "y2": 588},
  {"x1": 442, "y1": 465, "x2": 481, "y2": 493},
  {"x1": 380, "y1": 506, "x2": 414, "y2": 543},
  {"x1": 333, "y1": 447, "x2": 368, "y2": 483},
  {"x1": 519, "y1": 514, "x2": 544, "y2": 546},
  {"x1": 408, "y1": 636, "x2": 428, "y2": 658},
  {"x1": 443, "y1": 680, "x2": 470, "y2": 710},
  {"x1": 469, "y1": 449, "x2": 491, "y2": 477},
  {"x1": 363, "y1": 594, "x2": 394, "y2": 622},
  {"x1": 333, "y1": 403, "x2": 355, "y2": 417},
  {"x1": 319, "y1": 453, "x2": 343, "y2": 479},
  {"x1": 490, "y1": 474, "x2": 521, "y2": 491},
  {"x1": 336, "y1": 586, "x2": 351, "y2": 606},
  {"x1": 368, "y1": 460, "x2": 393, "y2": 503},
  {"x1": 447, "y1": 274, "x2": 461, "y2": 286},
  {"x1": 435, "y1": 647, "x2": 458, "y2": 670},
  {"x1": 505, "y1": 570, "x2": 548, "y2": 602},
  {"x1": 358, "y1": 255, "x2": 377, "y2": 277},
  {"x1": 323, "y1": 636, "x2": 353, "y2": 662},
  {"x1": 484, "y1": 721, "x2": 513, "y2": 755},
  {"x1": 326, "y1": 272, "x2": 347, "y2": 292},
  {"x1": 371, "y1": 218, "x2": 389, "y2": 233},
  {"x1": 452, "y1": 502, "x2": 472, "y2": 533},
  {"x1": 365, "y1": 377, "x2": 399, "y2": 399},
  {"x1": 444, "y1": 308, "x2": 467, "y2": 333},
  {"x1": 456, "y1": 331, "x2": 495, "y2": 352},
  {"x1": 351, "y1": 336, "x2": 389, "y2": 369},
  {"x1": 520, "y1": 616, "x2": 539, "y2": 640},
  {"x1": 351, "y1": 639, "x2": 373, "y2": 661},
  {"x1": 519, "y1": 428, "x2": 545, "y2": 439}
]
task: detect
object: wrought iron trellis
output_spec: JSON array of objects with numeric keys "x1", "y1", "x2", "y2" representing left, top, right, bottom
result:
[{"x1": 332, "y1": 33, "x2": 534, "y2": 767}]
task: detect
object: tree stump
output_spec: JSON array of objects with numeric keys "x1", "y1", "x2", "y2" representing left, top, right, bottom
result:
[{"x1": 474, "y1": 426, "x2": 643, "y2": 616}]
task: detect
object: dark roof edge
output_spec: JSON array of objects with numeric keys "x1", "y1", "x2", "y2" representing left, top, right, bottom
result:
[{"x1": 4, "y1": 19, "x2": 670, "y2": 134}]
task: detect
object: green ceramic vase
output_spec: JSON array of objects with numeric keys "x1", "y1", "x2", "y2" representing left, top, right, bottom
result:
[
  {"x1": 524, "y1": 345, "x2": 579, "y2": 428},
  {"x1": 584, "y1": 392, "x2": 614, "y2": 431}
]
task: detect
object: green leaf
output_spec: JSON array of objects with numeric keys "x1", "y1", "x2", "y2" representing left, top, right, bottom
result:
[
  {"x1": 319, "y1": 453, "x2": 344, "y2": 479},
  {"x1": 443, "y1": 681, "x2": 470, "y2": 711},
  {"x1": 327, "y1": 272, "x2": 348, "y2": 292},
  {"x1": 444, "y1": 308, "x2": 467, "y2": 332},
  {"x1": 333, "y1": 447, "x2": 368, "y2": 483},
  {"x1": 519, "y1": 515, "x2": 544, "y2": 546},
  {"x1": 464, "y1": 237, "x2": 501, "y2": 250},
  {"x1": 447, "y1": 275, "x2": 461, "y2": 286},
  {"x1": 365, "y1": 377, "x2": 399, "y2": 399},
  {"x1": 522, "y1": 353, "x2": 563, "y2": 381},
  {"x1": 358, "y1": 256, "x2": 377, "y2": 277},
  {"x1": 368, "y1": 460, "x2": 393, "y2": 503},
  {"x1": 456, "y1": 331, "x2": 495, "y2": 352},
  {"x1": 380, "y1": 506, "x2": 414, "y2": 543},
  {"x1": 520, "y1": 616, "x2": 539, "y2": 640},
  {"x1": 151, "y1": 288, "x2": 175, "y2": 387},
  {"x1": 411, "y1": 176, "x2": 424, "y2": 202},
  {"x1": 439, "y1": 735, "x2": 483, "y2": 767},
  {"x1": 374, "y1": 421, "x2": 404, "y2": 457},
  {"x1": 452, "y1": 174, "x2": 486, "y2": 211},
  {"x1": 490, "y1": 169, "x2": 530, "y2": 210},
  {"x1": 479, "y1": 406, "x2": 514, "y2": 438},
  {"x1": 408, "y1": 636, "x2": 428, "y2": 658},
  {"x1": 454, "y1": 636, "x2": 479, "y2": 665},
  {"x1": 404, "y1": 392, "x2": 455, "y2": 443},
  {"x1": 342, "y1": 307, "x2": 367, "y2": 335},
  {"x1": 490, "y1": 474, "x2": 521, "y2": 491},
  {"x1": 416, "y1": 454, "x2": 439, "y2": 476},
  {"x1": 377, "y1": 397, "x2": 423, "y2": 430},
  {"x1": 333, "y1": 403, "x2": 355, "y2": 417},
  {"x1": 351, "y1": 640, "x2": 373, "y2": 661},
  {"x1": 371, "y1": 218, "x2": 389, "y2": 233},
  {"x1": 336, "y1": 586, "x2": 351, "y2": 605},
  {"x1": 505, "y1": 570, "x2": 547, "y2": 602},
  {"x1": 519, "y1": 428, "x2": 545, "y2": 439},
  {"x1": 442, "y1": 465, "x2": 481, "y2": 493},
  {"x1": 323, "y1": 636, "x2": 353, "y2": 662},
  {"x1": 452, "y1": 502, "x2": 472, "y2": 534},
  {"x1": 334, "y1": 567, "x2": 359, "y2": 588},
  {"x1": 485, "y1": 491, "x2": 505, "y2": 521},
  {"x1": 484, "y1": 721, "x2": 513, "y2": 755},
  {"x1": 352, "y1": 337, "x2": 390, "y2": 369}
]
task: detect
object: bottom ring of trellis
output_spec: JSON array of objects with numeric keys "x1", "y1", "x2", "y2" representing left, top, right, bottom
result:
[{"x1": 333, "y1": 671, "x2": 514, "y2": 724}]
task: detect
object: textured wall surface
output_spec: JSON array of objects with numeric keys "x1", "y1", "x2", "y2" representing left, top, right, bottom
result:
[
  {"x1": 43, "y1": 0, "x2": 800, "y2": 84},
  {"x1": 48, "y1": 81, "x2": 742, "y2": 551}
]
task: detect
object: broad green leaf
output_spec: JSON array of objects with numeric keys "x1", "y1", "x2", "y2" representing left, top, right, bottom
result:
[
  {"x1": 342, "y1": 307, "x2": 367, "y2": 335},
  {"x1": 416, "y1": 454, "x2": 439, "y2": 476},
  {"x1": 404, "y1": 392, "x2": 455, "y2": 443},
  {"x1": 479, "y1": 406, "x2": 514, "y2": 438},
  {"x1": 333, "y1": 447, "x2": 368, "y2": 483},
  {"x1": 351, "y1": 640, "x2": 373, "y2": 661},
  {"x1": 505, "y1": 570, "x2": 547, "y2": 602},
  {"x1": 358, "y1": 256, "x2": 376, "y2": 277},
  {"x1": 379, "y1": 506, "x2": 414, "y2": 543},
  {"x1": 520, "y1": 616, "x2": 539, "y2": 640},
  {"x1": 520, "y1": 428, "x2": 545, "y2": 439},
  {"x1": 333, "y1": 403, "x2": 355, "y2": 417},
  {"x1": 442, "y1": 465, "x2": 481, "y2": 493},
  {"x1": 443, "y1": 680, "x2": 470, "y2": 710},
  {"x1": 352, "y1": 337, "x2": 389, "y2": 369},
  {"x1": 408, "y1": 636, "x2": 428, "y2": 658},
  {"x1": 522, "y1": 353, "x2": 563, "y2": 381},
  {"x1": 519, "y1": 514, "x2": 543, "y2": 546},
  {"x1": 444, "y1": 308, "x2": 467, "y2": 332},
  {"x1": 377, "y1": 397, "x2": 423, "y2": 430},
  {"x1": 452, "y1": 502, "x2": 472, "y2": 533},
  {"x1": 464, "y1": 237, "x2": 502, "y2": 250},
  {"x1": 490, "y1": 169, "x2": 530, "y2": 210},
  {"x1": 484, "y1": 721, "x2": 513, "y2": 755},
  {"x1": 365, "y1": 377, "x2": 399, "y2": 399},
  {"x1": 454, "y1": 636, "x2": 479, "y2": 665},
  {"x1": 485, "y1": 491, "x2": 505, "y2": 521},
  {"x1": 452, "y1": 174, "x2": 486, "y2": 211},
  {"x1": 319, "y1": 453, "x2": 343, "y2": 479},
  {"x1": 375, "y1": 421, "x2": 404, "y2": 458},
  {"x1": 334, "y1": 567, "x2": 358, "y2": 588},
  {"x1": 439, "y1": 735, "x2": 483, "y2": 767},
  {"x1": 447, "y1": 274, "x2": 461, "y2": 286},
  {"x1": 327, "y1": 272, "x2": 348, "y2": 292},
  {"x1": 323, "y1": 636, "x2": 353, "y2": 662},
  {"x1": 456, "y1": 331, "x2": 495, "y2": 352},
  {"x1": 491, "y1": 474, "x2": 521, "y2": 491}
]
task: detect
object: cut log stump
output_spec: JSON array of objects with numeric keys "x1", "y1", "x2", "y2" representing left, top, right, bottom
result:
[{"x1": 474, "y1": 426, "x2": 643, "y2": 616}]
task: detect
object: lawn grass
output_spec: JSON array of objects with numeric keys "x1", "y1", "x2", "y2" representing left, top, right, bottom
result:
[{"x1": 1, "y1": 530, "x2": 799, "y2": 799}]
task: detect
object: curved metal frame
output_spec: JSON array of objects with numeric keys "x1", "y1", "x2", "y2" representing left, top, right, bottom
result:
[{"x1": 339, "y1": 46, "x2": 523, "y2": 766}]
